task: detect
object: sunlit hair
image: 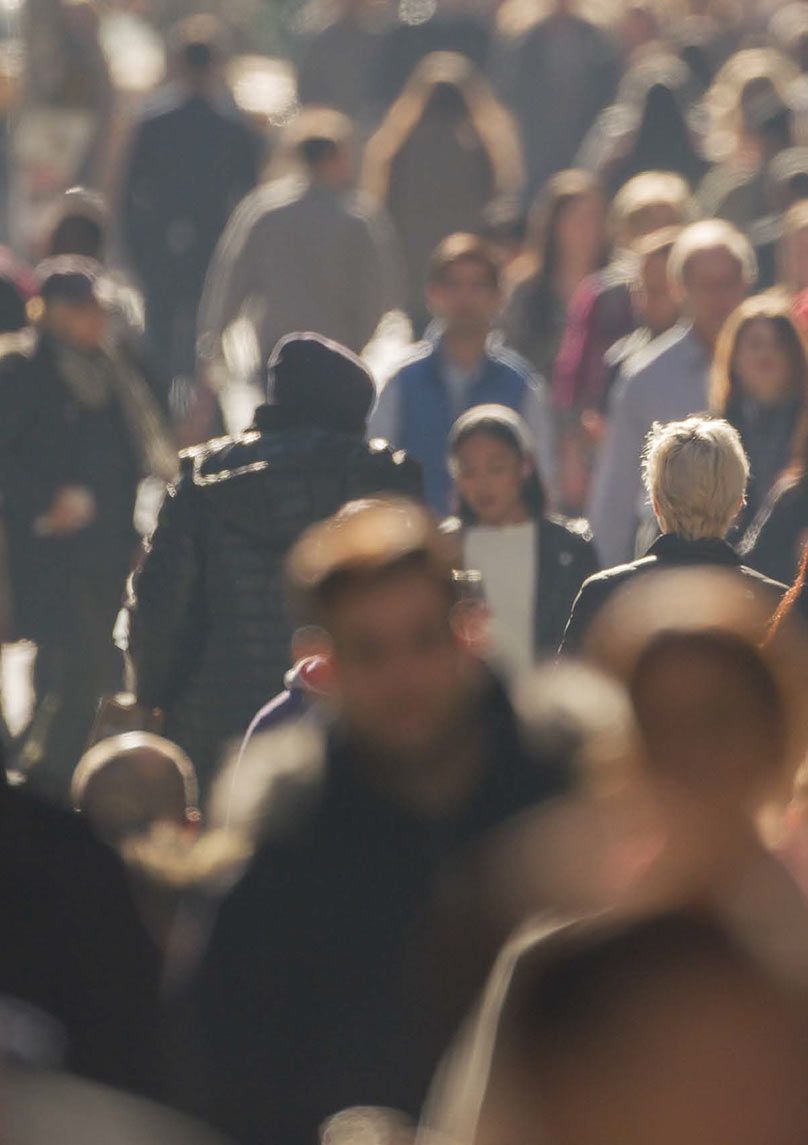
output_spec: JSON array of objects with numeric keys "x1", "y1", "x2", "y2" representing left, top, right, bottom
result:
[
  {"x1": 448, "y1": 404, "x2": 546, "y2": 523},
  {"x1": 610, "y1": 171, "x2": 695, "y2": 247},
  {"x1": 428, "y1": 233, "x2": 501, "y2": 290},
  {"x1": 71, "y1": 732, "x2": 199, "y2": 816},
  {"x1": 642, "y1": 416, "x2": 750, "y2": 539},
  {"x1": 768, "y1": 541, "x2": 808, "y2": 644},
  {"x1": 710, "y1": 292, "x2": 808, "y2": 465},
  {"x1": 361, "y1": 51, "x2": 523, "y2": 205},
  {"x1": 287, "y1": 497, "x2": 458, "y2": 625},
  {"x1": 668, "y1": 219, "x2": 758, "y2": 290},
  {"x1": 703, "y1": 47, "x2": 798, "y2": 162}
]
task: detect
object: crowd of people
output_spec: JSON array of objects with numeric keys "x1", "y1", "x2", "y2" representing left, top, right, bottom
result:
[{"x1": 8, "y1": 0, "x2": 808, "y2": 1142}]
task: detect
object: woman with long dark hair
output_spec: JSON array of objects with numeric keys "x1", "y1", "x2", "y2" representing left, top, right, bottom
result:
[
  {"x1": 499, "y1": 169, "x2": 608, "y2": 381},
  {"x1": 443, "y1": 404, "x2": 597, "y2": 672},
  {"x1": 711, "y1": 293, "x2": 808, "y2": 544}
]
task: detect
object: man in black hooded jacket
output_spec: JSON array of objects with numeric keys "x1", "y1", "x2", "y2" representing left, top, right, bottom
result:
[{"x1": 125, "y1": 333, "x2": 421, "y2": 790}]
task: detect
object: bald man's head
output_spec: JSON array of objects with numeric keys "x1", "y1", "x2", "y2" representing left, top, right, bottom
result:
[{"x1": 72, "y1": 734, "x2": 199, "y2": 847}]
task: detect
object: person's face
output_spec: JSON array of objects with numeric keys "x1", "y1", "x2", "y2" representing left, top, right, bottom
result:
[
  {"x1": 681, "y1": 248, "x2": 749, "y2": 347},
  {"x1": 556, "y1": 193, "x2": 606, "y2": 268},
  {"x1": 428, "y1": 257, "x2": 500, "y2": 337},
  {"x1": 637, "y1": 249, "x2": 680, "y2": 334},
  {"x1": 454, "y1": 432, "x2": 532, "y2": 527},
  {"x1": 327, "y1": 568, "x2": 473, "y2": 762},
  {"x1": 46, "y1": 299, "x2": 107, "y2": 350},
  {"x1": 733, "y1": 318, "x2": 796, "y2": 405}
]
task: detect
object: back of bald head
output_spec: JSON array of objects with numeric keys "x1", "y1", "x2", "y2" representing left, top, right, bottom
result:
[{"x1": 72, "y1": 733, "x2": 198, "y2": 847}]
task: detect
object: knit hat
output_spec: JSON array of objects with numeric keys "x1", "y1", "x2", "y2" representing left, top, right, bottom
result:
[{"x1": 266, "y1": 332, "x2": 375, "y2": 434}]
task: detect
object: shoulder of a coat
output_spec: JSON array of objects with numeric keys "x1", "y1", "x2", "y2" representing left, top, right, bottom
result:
[
  {"x1": 545, "y1": 514, "x2": 594, "y2": 544},
  {"x1": 394, "y1": 341, "x2": 437, "y2": 377},
  {"x1": 179, "y1": 430, "x2": 267, "y2": 487},
  {"x1": 366, "y1": 437, "x2": 413, "y2": 469}
]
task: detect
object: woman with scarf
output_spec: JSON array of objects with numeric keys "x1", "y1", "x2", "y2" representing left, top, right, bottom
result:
[{"x1": 0, "y1": 257, "x2": 176, "y2": 798}]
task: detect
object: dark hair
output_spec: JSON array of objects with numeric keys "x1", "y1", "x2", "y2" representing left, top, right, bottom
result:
[
  {"x1": 613, "y1": 80, "x2": 706, "y2": 191},
  {"x1": 287, "y1": 108, "x2": 353, "y2": 170},
  {"x1": 427, "y1": 233, "x2": 500, "y2": 290},
  {"x1": 170, "y1": 15, "x2": 225, "y2": 77},
  {"x1": 449, "y1": 411, "x2": 546, "y2": 523},
  {"x1": 517, "y1": 169, "x2": 605, "y2": 337}
]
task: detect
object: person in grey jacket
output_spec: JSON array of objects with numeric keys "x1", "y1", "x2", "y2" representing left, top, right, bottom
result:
[
  {"x1": 588, "y1": 220, "x2": 757, "y2": 568},
  {"x1": 197, "y1": 109, "x2": 402, "y2": 383}
]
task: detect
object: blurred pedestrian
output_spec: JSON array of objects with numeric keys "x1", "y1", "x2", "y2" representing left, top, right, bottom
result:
[
  {"x1": 499, "y1": 170, "x2": 608, "y2": 381},
  {"x1": 370, "y1": 234, "x2": 554, "y2": 513},
  {"x1": 188, "y1": 499, "x2": 569, "y2": 1145},
  {"x1": 711, "y1": 293, "x2": 808, "y2": 531},
  {"x1": 121, "y1": 16, "x2": 262, "y2": 401},
  {"x1": 199, "y1": 109, "x2": 400, "y2": 380},
  {"x1": 125, "y1": 333, "x2": 421, "y2": 792},
  {"x1": 589, "y1": 220, "x2": 755, "y2": 566},
  {"x1": 492, "y1": 0, "x2": 620, "y2": 201},
  {"x1": 0, "y1": 260, "x2": 176, "y2": 799},
  {"x1": 362, "y1": 52, "x2": 523, "y2": 334},
  {"x1": 443, "y1": 404, "x2": 597, "y2": 671}
]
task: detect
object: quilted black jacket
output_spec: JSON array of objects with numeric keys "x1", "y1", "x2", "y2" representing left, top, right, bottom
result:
[{"x1": 126, "y1": 406, "x2": 421, "y2": 789}]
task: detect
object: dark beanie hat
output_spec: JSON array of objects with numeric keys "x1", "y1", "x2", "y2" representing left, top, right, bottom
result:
[{"x1": 266, "y1": 333, "x2": 375, "y2": 434}]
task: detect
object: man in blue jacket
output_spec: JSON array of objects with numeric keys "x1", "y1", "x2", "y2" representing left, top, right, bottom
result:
[{"x1": 370, "y1": 233, "x2": 555, "y2": 513}]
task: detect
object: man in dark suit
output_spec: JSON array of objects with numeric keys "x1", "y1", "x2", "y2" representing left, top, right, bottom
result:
[
  {"x1": 561, "y1": 416, "x2": 786, "y2": 654},
  {"x1": 120, "y1": 17, "x2": 262, "y2": 402}
]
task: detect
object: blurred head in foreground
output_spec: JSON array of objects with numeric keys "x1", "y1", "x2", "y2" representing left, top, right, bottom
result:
[
  {"x1": 288, "y1": 498, "x2": 478, "y2": 768},
  {"x1": 483, "y1": 910, "x2": 808, "y2": 1145},
  {"x1": 583, "y1": 568, "x2": 808, "y2": 868},
  {"x1": 485, "y1": 661, "x2": 657, "y2": 918},
  {"x1": 72, "y1": 732, "x2": 199, "y2": 848}
]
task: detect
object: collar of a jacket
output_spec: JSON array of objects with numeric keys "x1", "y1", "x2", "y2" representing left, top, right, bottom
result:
[
  {"x1": 251, "y1": 402, "x2": 365, "y2": 437},
  {"x1": 646, "y1": 533, "x2": 741, "y2": 566}
]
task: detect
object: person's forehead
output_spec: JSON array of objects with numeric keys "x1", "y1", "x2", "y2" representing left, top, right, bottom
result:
[
  {"x1": 441, "y1": 257, "x2": 495, "y2": 282},
  {"x1": 329, "y1": 567, "x2": 451, "y2": 627}
]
